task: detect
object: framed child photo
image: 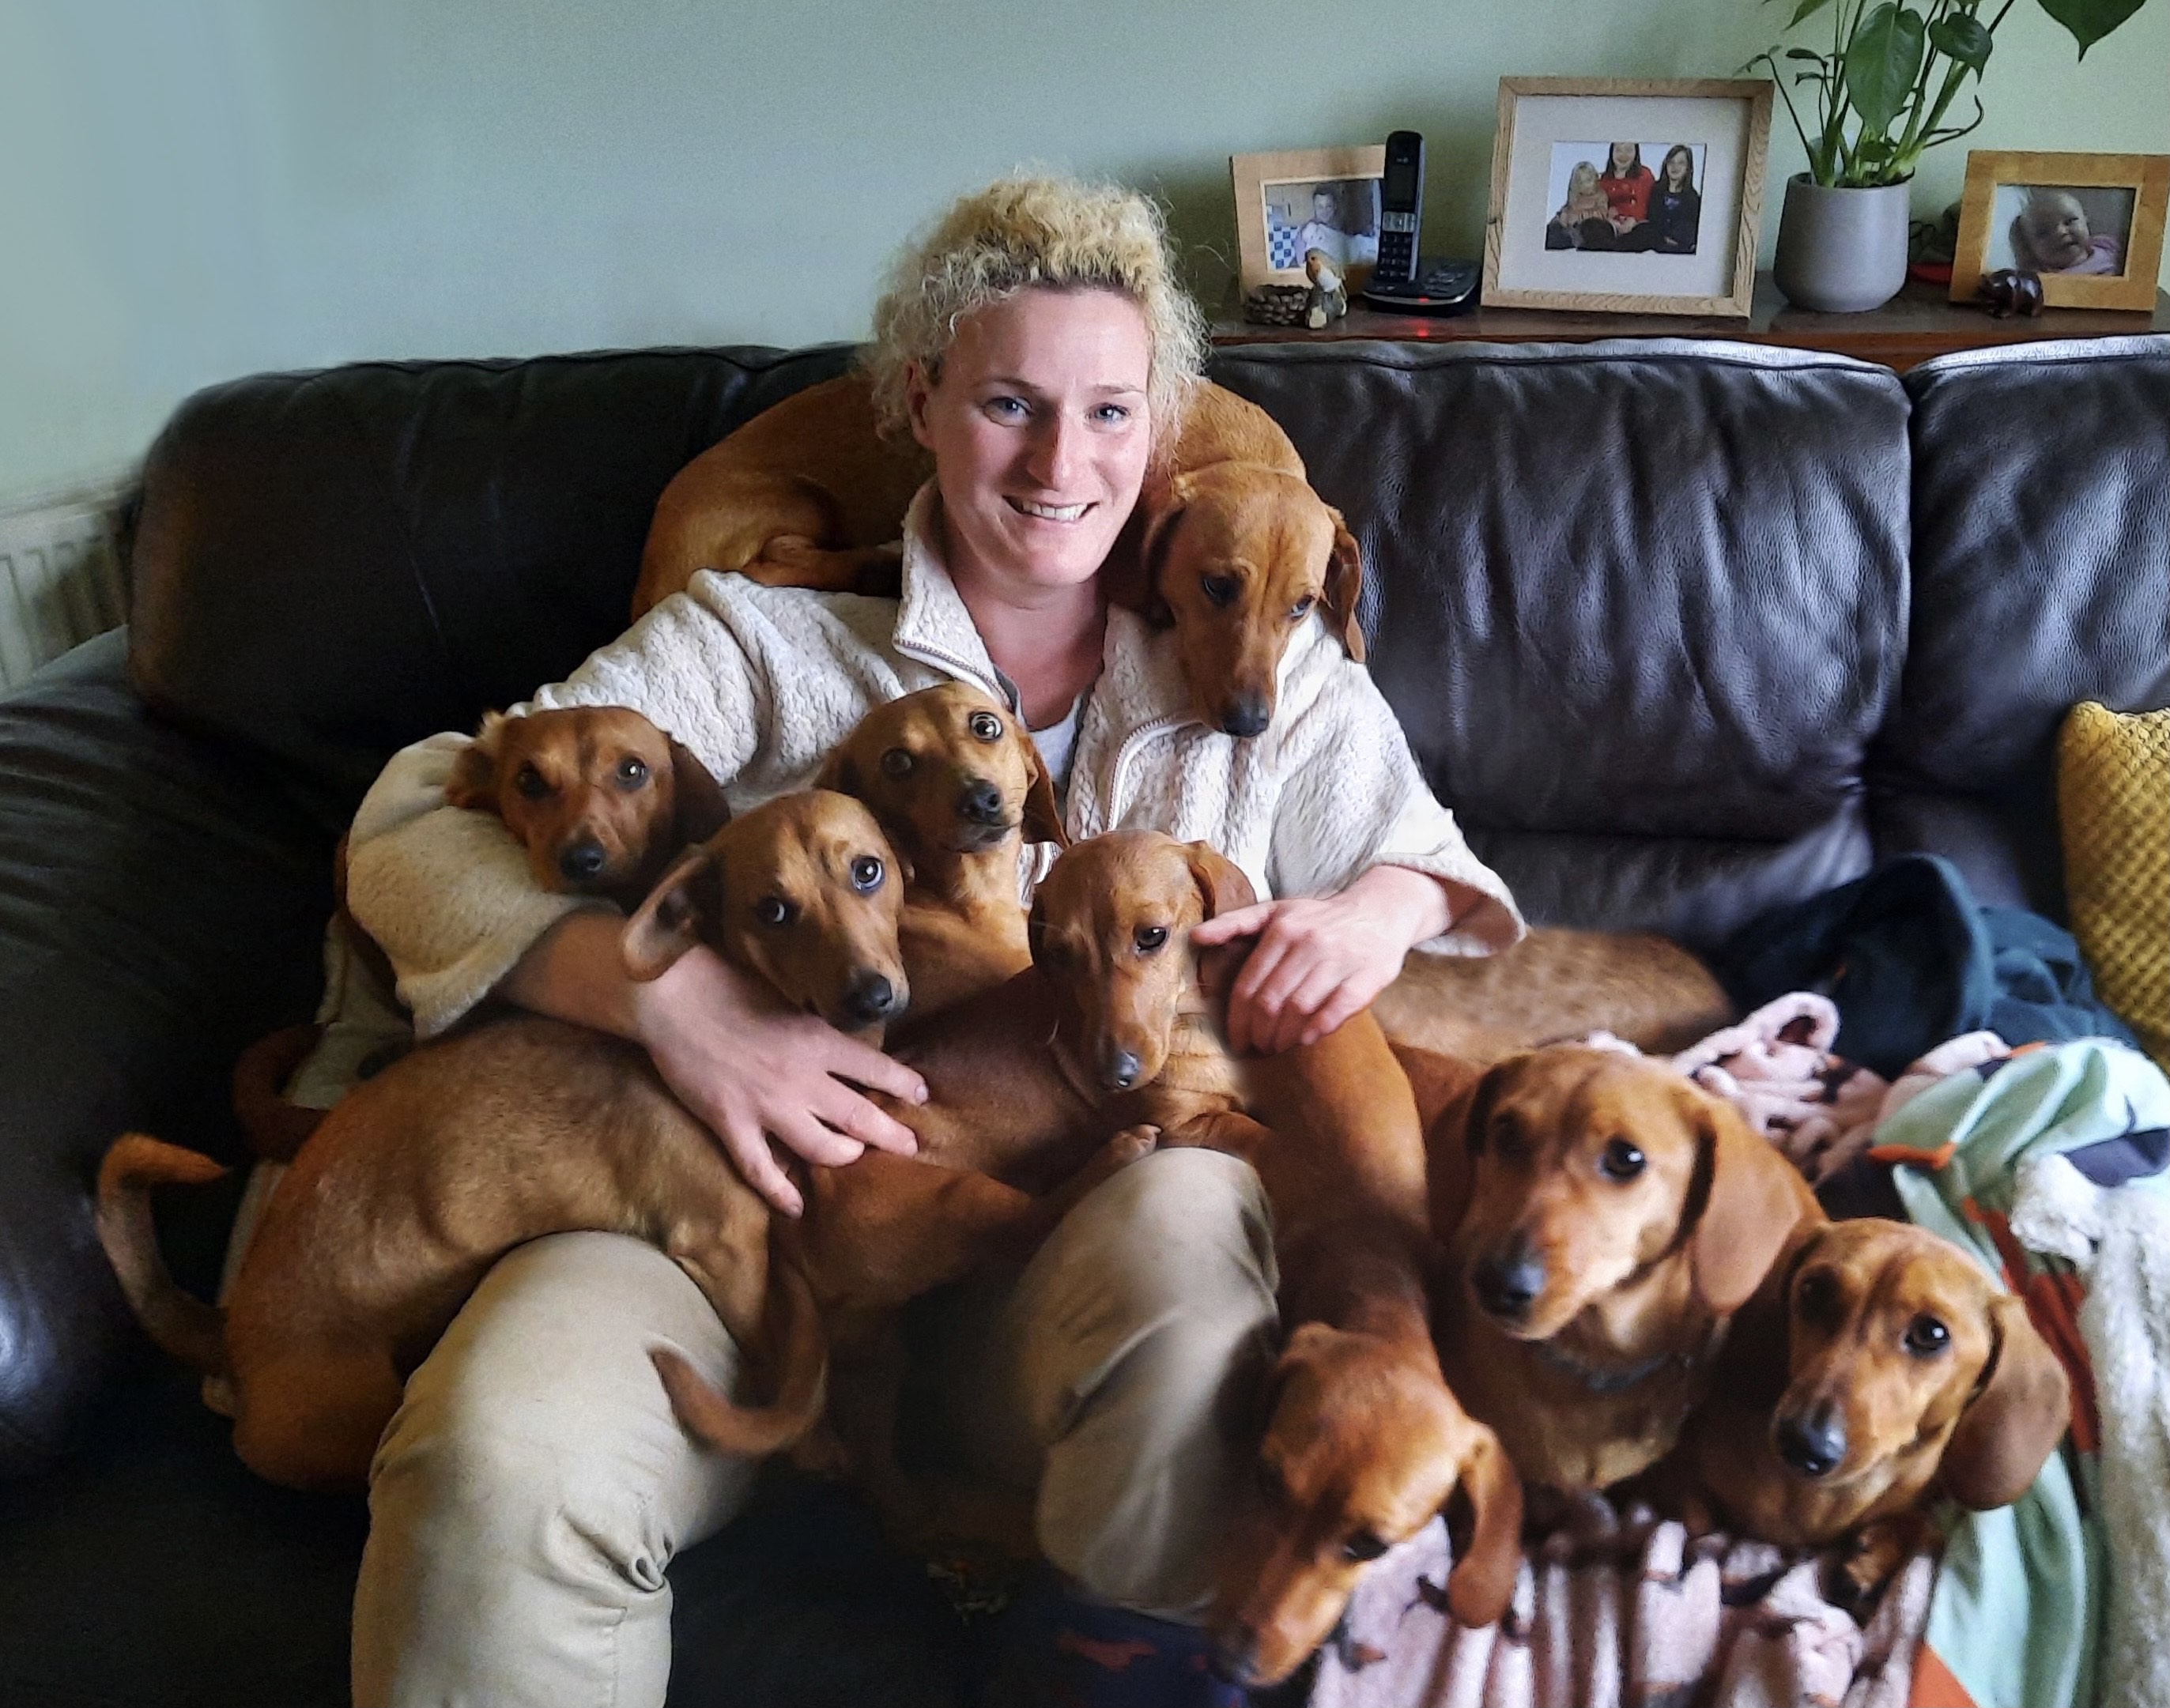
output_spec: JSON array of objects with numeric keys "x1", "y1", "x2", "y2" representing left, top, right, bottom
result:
[
  {"x1": 1950, "y1": 150, "x2": 2170, "y2": 311},
  {"x1": 1231, "y1": 145, "x2": 1388, "y2": 292},
  {"x1": 1483, "y1": 78, "x2": 1773, "y2": 316}
]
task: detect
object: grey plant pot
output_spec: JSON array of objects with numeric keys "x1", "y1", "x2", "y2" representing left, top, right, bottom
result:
[{"x1": 1772, "y1": 175, "x2": 1913, "y2": 313}]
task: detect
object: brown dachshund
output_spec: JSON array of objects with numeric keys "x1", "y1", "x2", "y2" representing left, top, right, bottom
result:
[
  {"x1": 1023, "y1": 830, "x2": 1522, "y2": 1686},
  {"x1": 1666, "y1": 1216, "x2": 2070, "y2": 1606},
  {"x1": 631, "y1": 377, "x2": 1362, "y2": 737},
  {"x1": 814, "y1": 681, "x2": 1067, "y2": 1020},
  {"x1": 1428, "y1": 1046, "x2": 1823, "y2": 1494},
  {"x1": 232, "y1": 706, "x2": 731, "y2": 1166},
  {"x1": 1372, "y1": 926, "x2": 1735, "y2": 1066},
  {"x1": 95, "y1": 790, "x2": 909, "y2": 1490},
  {"x1": 1133, "y1": 459, "x2": 1363, "y2": 736},
  {"x1": 446, "y1": 703, "x2": 731, "y2": 903}
]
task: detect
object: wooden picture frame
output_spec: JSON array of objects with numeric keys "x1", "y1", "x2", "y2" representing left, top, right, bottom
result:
[
  {"x1": 1950, "y1": 150, "x2": 2169, "y2": 311},
  {"x1": 1482, "y1": 77, "x2": 1772, "y2": 317},
  {"x1": 1230, "y1": 145, "x2": 1388, "y2": 292}
]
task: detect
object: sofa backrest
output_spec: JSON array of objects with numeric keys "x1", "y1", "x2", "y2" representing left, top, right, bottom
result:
[
  {"x1": 128, "y1": 343, "x2": 859, "y2": 797},
  {"x1": 1213, "y1": 339, "x2": 1911, "y2": 948},
  {"x1": 125, "y1": 334, "x2": 2170, "y2": 937},
  {"x1": 1885, "y1": 336, "x2": 2170, "y2": 913}
]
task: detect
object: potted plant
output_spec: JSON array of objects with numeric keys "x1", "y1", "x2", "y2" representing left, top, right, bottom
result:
[{"x1": 1751, "y1": 0, "x2": 2157, "y2": 310}]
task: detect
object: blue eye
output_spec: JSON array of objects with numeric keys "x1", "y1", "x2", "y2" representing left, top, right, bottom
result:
[
  {"x1": 985, "y1": 395, "x2": 1029, "y2": 421},
  {"x1": 1093, "y1": 403, "x2": 1133, "y2": 424}
]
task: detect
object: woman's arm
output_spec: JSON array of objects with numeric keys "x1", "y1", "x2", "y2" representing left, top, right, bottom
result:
[{"x1": 345, "y1": 589, "x2": 923, "y2": 1215}]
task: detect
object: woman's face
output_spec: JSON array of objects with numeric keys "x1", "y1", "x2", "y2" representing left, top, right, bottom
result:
[
  {"x1": 1665, "y1": 150, "x2": 1689, "y2": 187},
  {"x1": 1611, "y1": 142, "x2": 1636, "y2": 172},
  {"x1": 908, "y1": 286, "x2": 1153, "y2": 599}
]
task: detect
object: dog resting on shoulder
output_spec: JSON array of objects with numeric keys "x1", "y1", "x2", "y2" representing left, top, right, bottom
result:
[{"x1": 632, "y1": 374, "x2": 1367, "y2": 738}]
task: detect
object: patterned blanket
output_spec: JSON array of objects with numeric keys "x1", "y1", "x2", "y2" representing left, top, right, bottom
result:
[{"x1": 1311, "y1": 1498, "x2": 1936, "y2": 1708}]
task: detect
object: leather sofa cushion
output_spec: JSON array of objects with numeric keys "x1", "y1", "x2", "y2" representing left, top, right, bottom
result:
[{"x1": 1883, "y1": 337, "x2": 2170, "y2": 914}]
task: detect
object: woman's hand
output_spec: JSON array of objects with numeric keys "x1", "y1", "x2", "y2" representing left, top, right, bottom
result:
[
  {"x1": 503, "y1": 910, "x2": 925, "y2": 1217},
  {"x1": 628, "y1": 944, "x2": 926, "y2": 1216},
  {"x1": 1190, "y1": 864, "x2": 1452, "y2": 1056}
]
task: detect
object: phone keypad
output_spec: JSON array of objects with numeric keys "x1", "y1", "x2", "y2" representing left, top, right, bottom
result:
[{"x1": 1379, "y1": 230, "x2": 1417, "y2": 277}]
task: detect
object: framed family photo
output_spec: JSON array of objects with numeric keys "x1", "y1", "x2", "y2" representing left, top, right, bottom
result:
[
  {"x1": 1483, "y1": 78, "x2": 1772, "y2": 316},
  {"x1": 1949, "y1": 150, "x2": 2169, "y2": 311},
  {"x1": 1230, "y1": 145, "x2": 1388, "y2": 292}
]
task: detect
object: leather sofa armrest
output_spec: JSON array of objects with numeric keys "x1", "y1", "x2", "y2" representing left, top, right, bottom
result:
[{"x1": 0, "y1": 632, "x2": 338, "y2": 1474}]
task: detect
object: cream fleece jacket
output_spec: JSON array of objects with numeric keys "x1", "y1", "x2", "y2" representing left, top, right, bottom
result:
[{"x1": 347, "y1": 487, "x2": 1523, "y2": 1037}]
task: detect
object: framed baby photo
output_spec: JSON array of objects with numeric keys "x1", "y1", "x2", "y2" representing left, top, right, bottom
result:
[
  {"x1": 1483, "y1": 78, "x2": 1773, "y2": 316},
  {"x1": 1230, "y1": 145, "x2": 1388, "y2": 292},
  {"x1": 1950, "y1": 150, "x2": 2170, "y2": 311}
]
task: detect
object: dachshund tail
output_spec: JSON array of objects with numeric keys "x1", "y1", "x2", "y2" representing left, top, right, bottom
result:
[
  {"x1": 96, "y1": 1134, "x2": 231, "y2": 1378},
  {"x1": 650, "y1": 1254, "x2": 829, "y2": 1459}
]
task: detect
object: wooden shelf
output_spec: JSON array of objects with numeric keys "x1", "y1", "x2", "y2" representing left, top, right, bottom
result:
[{"x1": 1213, "y1": 273, "x2": 2170, "y2": 372}]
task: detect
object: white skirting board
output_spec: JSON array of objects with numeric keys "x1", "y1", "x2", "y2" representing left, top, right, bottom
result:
[{"x1": 0, "y1": 473, "x2": 134, "y2": 690}]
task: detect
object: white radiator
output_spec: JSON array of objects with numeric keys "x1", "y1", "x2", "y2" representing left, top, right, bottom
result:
[{"x1": 0, "y1": 475, "x2": 133, "y2": 690}]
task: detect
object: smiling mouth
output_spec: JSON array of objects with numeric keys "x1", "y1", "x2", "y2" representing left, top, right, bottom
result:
[{"x1": 1008, "y1": 497, "x2": 1092, "y2": 522}]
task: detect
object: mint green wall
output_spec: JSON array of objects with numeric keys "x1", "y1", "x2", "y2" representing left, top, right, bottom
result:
[{"x1": 3, "y1": 0, "x2": 2164, "y2": 500}]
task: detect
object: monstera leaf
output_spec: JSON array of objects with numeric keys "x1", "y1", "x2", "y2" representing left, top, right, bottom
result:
[
  {"x1": 1844, "y1": 2, "x2": 1929, "y2": 130},
  {"x1": 1927, "y1": 10, "x2": 1994, "y2": 69},
  {"x1": 2036, "y1": 0, "x2": 2153, "y2": 51}
]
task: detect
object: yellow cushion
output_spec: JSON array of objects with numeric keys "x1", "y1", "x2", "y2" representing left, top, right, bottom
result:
[{"x1": 2059, "y1": 701, "x2": 2170, "y2": 1071}]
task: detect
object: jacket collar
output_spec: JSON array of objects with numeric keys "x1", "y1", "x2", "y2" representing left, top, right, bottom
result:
[{"x1": 892, "y1": 483, "x2": 1008, "y2": 699}]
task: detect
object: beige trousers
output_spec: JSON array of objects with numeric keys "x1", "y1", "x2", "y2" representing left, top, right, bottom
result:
[{"x1": 349, "y1": 1147, "x2": 1278, "y2": 1708}]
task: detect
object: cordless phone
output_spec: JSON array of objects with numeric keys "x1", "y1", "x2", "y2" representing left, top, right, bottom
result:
[{"x1": 1359, "y1": 130, "x2": 1482, "y2": 315}]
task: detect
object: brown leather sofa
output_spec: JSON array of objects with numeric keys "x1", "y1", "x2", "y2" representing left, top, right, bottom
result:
[{"x1": 2, "y1": 332, "x2": 2164, "y2": 1706}]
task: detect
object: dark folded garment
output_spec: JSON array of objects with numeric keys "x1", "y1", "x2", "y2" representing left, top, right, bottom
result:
[{"x1": 1713, "y1": 854, "x2": 2138, "y2": 1080}]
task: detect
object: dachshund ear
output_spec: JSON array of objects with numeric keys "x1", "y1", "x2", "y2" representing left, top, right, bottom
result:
[
  {"x1": 1942, "y1": 1292, "x2": 2070, "y2": 1510},
  {"x1": 622, "y1": 845, "x2": 722, "y2": 982},
  {"x1": 1443, "y1": 1424, "x2": 1523, "y2": 1629},
  {"x1": 446, "y1": 712, "x2": 508, "y2": 810},
  {"x1": 666, "y1": 738, "x2": 732, "y2": 846},
  {"x1": 1323, "y1": 507, "x2": 1367, "y2": 664},
  {"x1": 1134, "y1": 473, "x2": 1198, "y2": 629},
  {"x1": 1019, "y1": 740, "x2": 1070, "y2": 849},
  {"x1": 1183, "y1": 840, "x2": 1258, "y2": 921},
  {"x1": 1685, "y1": 1095, "x2": 1812, "y2": 1316},
  {"x1": 1425, "y1": 1058, "x2": 1517, "y2": 1240},
  {"x1": 815, "y1": 744, "x2": 862, "y2": 801},
  {"x1": 1025, "y1": 884, "x2": 1051, "y2": 965}
]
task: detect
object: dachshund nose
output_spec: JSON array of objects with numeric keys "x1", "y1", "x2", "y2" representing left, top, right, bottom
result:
[
  {"x1": 559, "y1": 839, "x2": 607, "y2": 883},
  {"x1": 1220, "y1": 696, "x2": 1271, "y2": 738},
  {"x1": 841, "y1": 973, "x2": 897, "y2": 1026},
  {"x1": 1472, "y1": 1245, "x2": 1545, "y2": 1322},
  {"x1": 959, "y1": 778, "x2": 1006, "y2": 823},
  {"x1": 1103, "y1": 1046, "x2": 1142, "y2": 1092},
  {"x1": 1775, "y1": 1408, "x2": 1847, "y2": 1478}
]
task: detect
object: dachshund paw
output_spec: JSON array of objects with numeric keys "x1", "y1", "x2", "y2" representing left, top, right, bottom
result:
[
  {"x1": 1109, "y1": 1124, "x2": 1161, "y2": 1165},
  {"x1": 1822, "y1": 1518, "x2": 1915, "y2": 1618}
]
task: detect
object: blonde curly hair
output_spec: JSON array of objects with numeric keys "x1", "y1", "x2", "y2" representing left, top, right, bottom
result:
[{"x1": 866, "y1": 174, "x2": 1206, "y2": 446}]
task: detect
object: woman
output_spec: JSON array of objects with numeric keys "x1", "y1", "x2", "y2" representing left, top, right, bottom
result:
[
  {"x1": 1599, "y1": 141, "x2": 1655, "y2": 236},
  {"x1": 1642, "y1": 145, "x2": 1701, "y2": 255},
  {"x1": 341, "y1": 174, "x2": 1521, "y2": 1706}
]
